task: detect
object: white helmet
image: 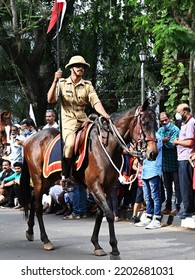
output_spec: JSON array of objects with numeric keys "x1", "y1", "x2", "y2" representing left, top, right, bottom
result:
[{"x1": 65, "y1": 55, "x2": 90, "y2": 68}]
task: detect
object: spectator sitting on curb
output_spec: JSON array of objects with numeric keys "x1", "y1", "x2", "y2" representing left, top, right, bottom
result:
[
  {"x1": 0, "y1": 161, "x2": 22, "y2": 208},
  {"x1": 0, "y1": 160, "x2": 14, "y2": 206},
  {"x1": 42, "y1": 180, "x2": 72, "y2": 215}
]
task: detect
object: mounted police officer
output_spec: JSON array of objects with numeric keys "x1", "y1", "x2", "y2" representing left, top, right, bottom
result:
[{"x1": 47, "y1": 55, "x2": 110, "y2": 190}]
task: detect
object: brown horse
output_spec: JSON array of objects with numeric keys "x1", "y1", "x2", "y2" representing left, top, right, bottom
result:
[
  {"x1": 19, "y1": 99, "x2": 158, "y2": 259},
  {"x1": 0, "y1": 111, "x2": 11, "y2": 157}
]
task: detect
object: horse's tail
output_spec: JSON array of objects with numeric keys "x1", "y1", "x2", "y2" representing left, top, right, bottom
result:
[{"x1": 19, "y1": 157, "x2": 32, "y2": 219}]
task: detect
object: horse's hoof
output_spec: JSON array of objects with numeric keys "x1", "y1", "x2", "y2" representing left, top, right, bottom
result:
[
  {"x1": 110, "y1": 254, "x2": 121, "y2": 260},
  {"x1": 94, "y1": 249, "x2": 107, "y2": 256},
  {"x1": 43, "y1": 242, "x2": 55, "y2": 251},
  {"x1": 26, "y1": 231, "x2": 34, "y2": 241}
]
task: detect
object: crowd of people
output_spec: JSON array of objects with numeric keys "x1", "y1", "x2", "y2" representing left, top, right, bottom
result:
[
  {"x1": 133, "y1": 104, "x2": 195, "y2": 229},
  {"x1": 1, "y1": 104, "x2": 195, "y2": 228},
  {"x1": 1, "y1": 55, "x2": 195, "y2": 231},
  {"x1": 0, "y1": 108, "x2": 97, "y2": 218},
  {"x1": 0, "y1": 110, "x2": 60, "y2": 209}
]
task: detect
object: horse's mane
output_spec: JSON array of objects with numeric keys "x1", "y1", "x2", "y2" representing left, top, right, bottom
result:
[
  {"x1": 110, "y1": 103, "x2": 158, "y2": 131},
  {"x1": 110, "y1": 111, "x2": 123, "y2": 122},
  {"x1": 110, "y1": 106, "x2": 136, "y2": 122}
]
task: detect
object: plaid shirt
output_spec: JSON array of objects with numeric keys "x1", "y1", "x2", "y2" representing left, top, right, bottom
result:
[{"x1": 157, "y1": 123, "x2": 180, "y2": 172}]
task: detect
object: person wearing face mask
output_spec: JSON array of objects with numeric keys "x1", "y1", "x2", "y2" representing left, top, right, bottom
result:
[
  {"x1": 8, "y1": 125, "x2": 24, "y2": 167},
  {"x1": 158, "y1": 112, "x2": 181, "y2": 216},
  {"x1": 173, "y1": 104, "x2": 195, "y2": 219},
  {"x1": 17, "y1": 118, "x2": 37, "y2": 146}
]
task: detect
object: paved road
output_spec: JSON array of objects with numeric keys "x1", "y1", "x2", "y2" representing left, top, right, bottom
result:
[{"x1": 0, "y1": 207, "x2": 195, "y2": 260}]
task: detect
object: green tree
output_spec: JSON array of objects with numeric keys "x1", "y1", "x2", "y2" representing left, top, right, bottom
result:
[
  {"x1": 133, "y1": 0, "x2": 195, "y2": 115},
  {"x1": 0, "y1": 0, "x2": 76, "y2": 125},
  {"x1": 0, "y1": 0, "x2": 165, "y2": 124}
]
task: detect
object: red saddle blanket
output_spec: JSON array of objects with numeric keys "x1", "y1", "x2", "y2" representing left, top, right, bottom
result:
[{"x1": 43, "y1": 122, "x2": 94, "y2": 178}]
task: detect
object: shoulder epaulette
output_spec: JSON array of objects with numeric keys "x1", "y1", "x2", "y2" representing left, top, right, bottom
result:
[
  {"x1": 59, "y1": 78, "x2": 66, "y2": 82},
  {"x1": 84, "y1": 80, "x2": 92, "y2": 85}
]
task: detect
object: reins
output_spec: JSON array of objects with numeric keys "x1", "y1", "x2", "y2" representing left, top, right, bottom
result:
[
  {"x1": 97, "y1": 128, "x2": 132, "y2": 185},
  {"x1": 96, "y1": 117, "x2": 138, "y2": 185}
]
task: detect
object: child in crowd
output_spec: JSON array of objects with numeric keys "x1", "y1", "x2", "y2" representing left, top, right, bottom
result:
[{"x1": 130, "y1": 158, "x2": 144, "y2": 223}]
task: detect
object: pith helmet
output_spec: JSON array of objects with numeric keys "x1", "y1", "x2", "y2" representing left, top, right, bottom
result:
[{"x1": 65, "y1": 55, "x2": 90, "y2": 68}]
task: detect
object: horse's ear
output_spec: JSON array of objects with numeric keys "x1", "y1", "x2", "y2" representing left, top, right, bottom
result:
[
  {"x1": 141, "y1": 99, "x2": 149, "y2": 111},
  {"x1": 150, "y1": 93, "x2": 160, "y2": 111}
]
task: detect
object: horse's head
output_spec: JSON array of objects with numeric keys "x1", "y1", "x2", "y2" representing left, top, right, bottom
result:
[
  {"x1": 0, "y1": 111, "x2": 11, "y2": 156},
  {"x1": 0, "y1": 111, "x2": 11, "y2": 131},
  {"x1": 131, "y1": 99, "x2": 158, "y2": 161}
]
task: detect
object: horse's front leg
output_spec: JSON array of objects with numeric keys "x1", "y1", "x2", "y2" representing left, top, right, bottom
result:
[
  {"x1": 26, "y1": 193, "x2": 35, "y2": 242},
  {"x1": 35, "y1": 195, "x2": 55, "y2": 251},
  {"x1": 103, "y1": 200, "x2": 120, "y2": 260},
  {"x1": 91, "y1": 187, "x2": 120, "y2": 259},
  {"x1": 106, "y1": 210, "x2": 120, "y2": 260},
  {"x1": 91, "y1": 206, "x2": 106, "y2": 256}
]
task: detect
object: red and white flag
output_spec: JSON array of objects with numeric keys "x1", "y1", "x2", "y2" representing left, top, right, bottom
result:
[{"x1": 47, "y1": 0, "x2": 67, "y2": 34}]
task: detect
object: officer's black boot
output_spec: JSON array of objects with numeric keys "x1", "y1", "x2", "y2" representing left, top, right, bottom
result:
[{"x1": 63, "y1": 157, "x2": 74, "y2": 192}]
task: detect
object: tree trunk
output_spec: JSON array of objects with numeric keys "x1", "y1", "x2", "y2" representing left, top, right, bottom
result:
[{"x1": 1, "y1": 31, "x2": 48, "y2": 126}]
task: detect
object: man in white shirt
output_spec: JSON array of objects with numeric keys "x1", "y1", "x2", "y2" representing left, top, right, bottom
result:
[
  {"x1": 43, "y1": 109, "x2": 59, "y2": 130},
  {"x1": 8, "y1": 125, "x2": 23, "y2": 167}
]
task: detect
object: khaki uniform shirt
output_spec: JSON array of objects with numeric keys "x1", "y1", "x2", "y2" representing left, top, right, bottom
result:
[{"x1": 58, "y1": 77, "x2": 100, "y2": 130}]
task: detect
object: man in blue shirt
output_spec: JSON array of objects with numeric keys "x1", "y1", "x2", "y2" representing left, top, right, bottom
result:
[{"x1": 158, "y1": 112, "x2": 181, "y2": 215}]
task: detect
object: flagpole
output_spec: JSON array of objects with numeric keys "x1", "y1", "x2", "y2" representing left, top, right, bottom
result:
[
  {"x1": 55, "y1": 0, "x2": 65, "y2": 179},
  {"x1": 56, "y1": 2, "x2": 60, "y2": 69}
]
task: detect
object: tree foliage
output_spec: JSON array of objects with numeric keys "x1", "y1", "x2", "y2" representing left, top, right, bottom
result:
[
  {"x1": 133, "y1": 0, "x2": 195, "y2": 115},
  {"x1": 0, "y1": 0, "x2": 195, "y2": 123},
  {"x1": 0, "y1": 0, "x2": 54, "y2": 123}
]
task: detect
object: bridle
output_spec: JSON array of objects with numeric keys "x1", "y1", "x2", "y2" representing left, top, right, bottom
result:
[
  {"x1": 132, "y1": 105, "x2": 157, "y2": 158},
  {"x1": 96, "y1": 105, "x2": 157, "y2": 159},
  {"x1": 95, "y1": 106, "x2": 157, "y2": 184}
]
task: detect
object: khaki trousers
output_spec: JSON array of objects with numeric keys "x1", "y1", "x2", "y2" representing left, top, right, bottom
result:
[{"x1": 62, "y1": 117, "x2": 84, "y2": 158}]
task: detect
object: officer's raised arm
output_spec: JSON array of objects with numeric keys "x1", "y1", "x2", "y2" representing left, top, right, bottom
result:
[{"x1": 47, "y1": 69, "x2": 62, "y2": 103}]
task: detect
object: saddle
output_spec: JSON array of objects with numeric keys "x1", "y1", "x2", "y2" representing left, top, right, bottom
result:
[
  {"x1": 43, "y1": 121, "x2": 94, "y2": 178},
  {"x1": 74, "y1": 121, "x2": 93, "y2": 169}
]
